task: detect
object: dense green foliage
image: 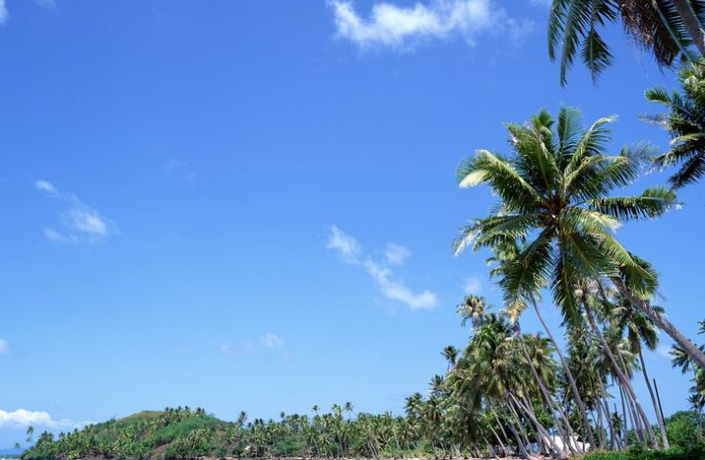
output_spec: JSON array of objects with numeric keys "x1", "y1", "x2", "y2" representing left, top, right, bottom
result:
[{"x1": 581, "y1": 443, "x2": 705, "y2": 460}]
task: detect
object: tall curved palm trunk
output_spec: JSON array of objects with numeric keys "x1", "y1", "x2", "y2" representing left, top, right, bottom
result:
[{"x1": 614, "y1": 280, "x2": 705, "y2": 371}]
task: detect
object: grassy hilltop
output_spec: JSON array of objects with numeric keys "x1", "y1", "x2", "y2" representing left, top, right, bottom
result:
[{"x1": 21, "y1": 407, "x2": 239, "y2": 460}]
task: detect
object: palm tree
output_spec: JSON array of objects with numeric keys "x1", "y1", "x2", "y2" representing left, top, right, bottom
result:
[
  {"x1": 457, "y1": 295, "x2": 488, "y2": 328},
  {"x1": 453, "y1": 106, "x2": 705, "y2": 371},
  {"x1": 441, "y1": 346, "x2": 459, "y2": 373},
  {"x1": 645, "y1": 60, "x2": 705, "y2": 188},
  {"x1": 548, "y1": 0, "x2": 703, "y2": 85},
  {"x1": 487, "y1": 239, "x2": 597, "y2": 449}
]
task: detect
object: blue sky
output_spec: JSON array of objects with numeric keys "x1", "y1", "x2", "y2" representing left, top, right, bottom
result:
[{"x1": 0, "y1": 0, "x2": 703, "y2": 448}]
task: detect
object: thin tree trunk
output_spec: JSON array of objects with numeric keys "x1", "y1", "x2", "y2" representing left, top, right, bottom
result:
[
  {"x1": 619, "y1": 384, "x2": 629, "y2": 446},
  {"x1": 653, "y1": 378, "x2": 667, "y2": 433},
  {"x1": 512, "y1": 395, "x2": 559, "y2": 456},
  {"x1": 671, "y1": 0, "x2": 705, "y2": 57},
  {"x1": 516, "y1": 333, "x2": 578, "y2": 455},
  {"x1": 532, "y1": 300, "x2": 596, "y2": 450},
  {"x1": 585, "y1": 306, "x2": 657, "y2": 448},
  {"x1": 595, "y1": 377, "x2": 619, "y2": 450},
  {"x1": 624, "y1": 380, "x2": 645, "y2": 444},
  {"x1": 638, "y1": 348, "x2": 670, "y2": 448},
  {"x1": 503, "y1": 404, "x2": 535, "y2": 460},
  {"x1": 488, "y1": 424, "x2": 507, "y2": 457},
  {"x1": 614, "y1": 279, "x2": 705, "y2": 371}
]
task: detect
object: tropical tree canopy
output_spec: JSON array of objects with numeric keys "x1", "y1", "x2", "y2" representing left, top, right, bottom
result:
[
  {"x1": 548, "y1": 0, "x2": 704, "y2": 85},
  {"x1": 454, "y1": 106, "x2": 675, "y2": 322},
  {"x1": 646, "y1": 60, "x2": 705, "y2": 188}
]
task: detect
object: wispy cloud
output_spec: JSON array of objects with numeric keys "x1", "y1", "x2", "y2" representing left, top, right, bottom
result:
[
  {"x1": 385, "y1": 243, "x2": 411, "y2": 265},
  {"x1": 657, "y1": 345, "x2": 672, "y2": 359},
  {"x1": 327, "y1": 225, "x2": 361, "y2": 262},
  {"x1": 0, "y1": 338, "x2": 9, "y2": 354},
  {"x1": 327, "y1": 226, "x2": 438, "y2": 310},
  {"x1": 262, "y1": 333, "x2": 284, "y2": 348},
  {"x1": 329, "y1": 0, "x2": 533, "y2": 51},
  {"x1": 165, "y1": 159, "x2": 198, "y2": 186},
  {"x1": 221, "y1": 334, "x2": 285, "y2": 357},
  {"x1": 0, "y1": 409, "x2": 91, "y2": 430},
  {"x1": 462, "y1": 276, "x2": 482, "y2": 295},
  {"x1": 0, "y1": 0, "x2": 8, "y2": 24},
  {"x1": 35, "y1": 180, "x2": 116, "y2": 244}
]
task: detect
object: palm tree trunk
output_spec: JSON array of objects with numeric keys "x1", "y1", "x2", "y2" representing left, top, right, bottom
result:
[
  {"x1": 488, "y1": 424, "x2": 507, "y2": 457},
  {"x1": 595, "y1": 377, "x2": 619, "y2": 450},
  {"x1": 503, "y1": 405, "x2": 535, "y2": 460},
  {"x1": 516, "y1": 333, "x2": 579, "y2": 454},
  {"x1": 624, "y1": 381, "x2": 645, "y2": 444},
  {"x1": 532, "y1": 300, "x2": 596, "y2": 450},
  {"x1": 671, "y1": 0, "x2": 705, "y2": 57},
  {"x1": 614, "y1": 279, "x2": 705, "y2": 370},
  {"x1": 585, "y1": 306, "x2": 657, "y2": 448},
  {"x1": 638, "y1": 348, "x2": 670, "y2": 449},
  {"x1": 619, "y1": 384, "x2": 629, "y2": 446},
  {"x1": 513, "y1": 395, "x2": 568, "y2": 458}
]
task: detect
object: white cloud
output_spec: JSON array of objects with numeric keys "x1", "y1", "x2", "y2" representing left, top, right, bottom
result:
[
  {"x1": 0, "y1": 0, "x2": 7, "y2": 24},
  {"x1": 329, "y1": 0, "x2": 533, "y2": 51},
  {"x1": 385, "y1": 243, "x2": 411, "y2": 265},
  {"x1": 36, "y1": 180, "x2": 116, "y2": 244},
  {"x1": 35, "y1": 180, "x2": 58, "y2": 196},
  {"x1": 462, "y1": 276, "x2": 482, "y2": 295},
  {"x1": 657, "y1": 345, "x2": 672, "y2": 359},
  {"x1": 0, "y1": 338, "x2": 9, "y2": 354},
  {"x1": 365, "y1": 260, "x2": 437, "y2": 309},
  {"x1": 0, "y1": 409, "x2": 91, "y2": 430},
  {"x1": 327, "y1": 226, "x2": 438, "y2": 310},
  {"x1": 327, "y1": 225, "x2": 362, "y2": 262},
  {"x1": 262, "y1": 333, "x2": 284, "y2": 348}
]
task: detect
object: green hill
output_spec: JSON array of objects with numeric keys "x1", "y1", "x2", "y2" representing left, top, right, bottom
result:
[{"x1": 21, "y1": 407, "x2": 245, "y2": 460}]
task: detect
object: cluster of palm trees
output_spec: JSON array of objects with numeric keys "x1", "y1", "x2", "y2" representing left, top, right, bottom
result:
[{"x1": 446, "y1": 3, "x2": 705, "y2": 446}]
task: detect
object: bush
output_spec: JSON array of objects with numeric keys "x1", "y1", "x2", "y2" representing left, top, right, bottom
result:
[
  {"x1": 665, "y1": 411, "x2": 703, "y2": 447},
  {"x1": 582, "y1": 443, "x2": 705, "y2": 460}
]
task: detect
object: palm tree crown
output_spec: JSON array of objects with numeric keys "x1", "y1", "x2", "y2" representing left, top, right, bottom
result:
[
  {"x1": 548, "y1": 0, "x2": 701, "y2": 85},
  {"x1": 646, "y1": 60, "x2": 705, "y2": 188},
  {"x1": 454, "y1": 107, "x2": 675, "y2": 323}
]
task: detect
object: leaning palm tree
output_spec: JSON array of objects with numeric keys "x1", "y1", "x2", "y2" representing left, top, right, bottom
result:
[
  {"x1": 548, "y1": 0, "x2": 704, "y2": 85},
  {"x1": 645, "y1": 60, "x2": 705, "y2": 188},
  {"x1": 453, "y1": 106, "x2": 705, "y2": 371}
]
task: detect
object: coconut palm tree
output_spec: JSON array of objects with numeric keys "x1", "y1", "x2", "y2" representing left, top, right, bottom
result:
[
  {"x1": 441, "y1": 345, "x2": 459, "y2": 373},
  {"x1": 487, "y1": 239, "x2": 597, "y2": 449},
  {"x1": 453, "y1": 106, "x2": 705, "y2": 371},
  {"x1": 645, "y1": 60, "x2": 705, "y2": 188},
  {"x1": 548, "y1": 0, "x2": 704, "y2": 85},
  {"x1": 457, "y1": 295, "x2": 488, "y2": 328}
]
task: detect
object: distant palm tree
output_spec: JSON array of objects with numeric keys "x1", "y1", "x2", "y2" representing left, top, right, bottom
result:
[
  {"x1": 457, "y1": 295, "x2": 487, "y2": 328},
  {"x1": 343, "y1": 402, "x2": 355, "y2": 421},
  {"x1": 441, "y1": 346, "x2": 459, "y2": 373},
  {"x1": 453, "y1": 106, "x2": 705, "y2": 371},
  {"x1": 548, "y1": 0, "x2": 705, "y2": 85}
]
